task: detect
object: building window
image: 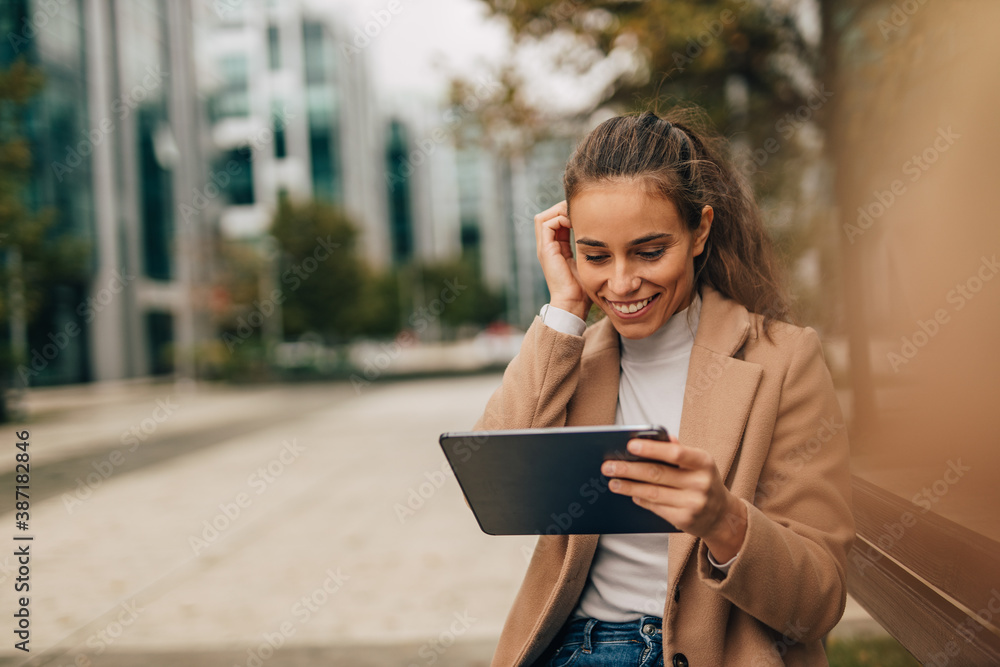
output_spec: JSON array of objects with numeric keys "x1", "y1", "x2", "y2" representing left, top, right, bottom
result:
[
  {"x1": 211, "y1": 54, "x2": 250, "y2": 120},
  {"x1": 385, "y1": 120, "x2": 413, "y2": 263},
  {"x1": 139, "y1": 109, "x2": 173, "y2": 281},
  {"x1": 220, "y1": 146, "x2": 255, "y2": 205},
  {"x1": 310, "y1": 127, "x2": 334, "y2": 201},
  {"x1": 267, "y1": 24, "x2": 280, "y2": 70},
  {"x1": 272, "y1": 101, "x2": 287, "y2": 158},
  {"x1": 302, "y1": 21, "x2": 325, "y2": 84}
]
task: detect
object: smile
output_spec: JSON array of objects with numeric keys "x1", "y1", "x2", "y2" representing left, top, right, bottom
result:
[{"x1": 606, "y1": 293, "x2": 660, "y2": 315}]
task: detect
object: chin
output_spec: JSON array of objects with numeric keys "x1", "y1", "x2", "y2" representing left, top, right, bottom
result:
[{"x1": 615, "y1": 323, "x2": 657, "y2": 340}]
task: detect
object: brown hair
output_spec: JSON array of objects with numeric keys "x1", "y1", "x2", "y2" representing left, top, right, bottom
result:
[{"x1": 563, "y1": 108, "x2": 791, "y2": 339}]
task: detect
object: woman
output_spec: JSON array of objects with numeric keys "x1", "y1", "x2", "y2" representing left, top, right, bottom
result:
[{"x1": 472, "y1": 110, "x2": 854, "y2": 666}]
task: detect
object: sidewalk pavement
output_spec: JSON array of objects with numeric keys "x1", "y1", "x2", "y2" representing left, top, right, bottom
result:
[{"x1": 0, "y1": 375, "x2": 884, "y2": 666}]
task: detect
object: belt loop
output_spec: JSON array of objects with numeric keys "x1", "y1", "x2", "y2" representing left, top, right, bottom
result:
[{"x1": 581, "y1": 618, "x2": 598, "y2": 653}]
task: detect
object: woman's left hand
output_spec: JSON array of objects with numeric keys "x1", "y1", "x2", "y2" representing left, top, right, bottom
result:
[{"x1": 602, "y1": 435, "x2": 748, "y2": 562}]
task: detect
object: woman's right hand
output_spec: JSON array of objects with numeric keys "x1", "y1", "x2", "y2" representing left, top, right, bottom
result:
[{"x1": 534, "y1": 200, "x2": 593, "y2": 322}]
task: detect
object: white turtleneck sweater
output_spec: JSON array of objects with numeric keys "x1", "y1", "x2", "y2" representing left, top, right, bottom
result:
[{"x1": 537, "y1": 291, "x2": 737, "y2": 622}]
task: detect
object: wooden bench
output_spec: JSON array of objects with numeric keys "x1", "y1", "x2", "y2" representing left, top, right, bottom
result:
[{"x1": 846, "y1": 475, "x2": 1000, "y2": 664}]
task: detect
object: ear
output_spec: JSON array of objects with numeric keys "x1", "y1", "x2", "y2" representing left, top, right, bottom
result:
[{"x1": 692, "y1": 205, "x2": 713, "y2": 257}]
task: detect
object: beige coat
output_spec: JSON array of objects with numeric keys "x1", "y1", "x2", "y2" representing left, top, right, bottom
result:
[{"x1": 472, "y1": 284, "x2": 855, "y2": 666}]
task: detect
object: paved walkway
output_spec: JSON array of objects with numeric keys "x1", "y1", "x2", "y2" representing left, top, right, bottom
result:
[{"x1": 0, "y1": 375, "x2": 882, "y2": 666}]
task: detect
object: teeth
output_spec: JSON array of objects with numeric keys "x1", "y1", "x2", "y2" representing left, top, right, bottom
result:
[{"x1": 611, "y1": 296, "x2": 653, "y2": 314}]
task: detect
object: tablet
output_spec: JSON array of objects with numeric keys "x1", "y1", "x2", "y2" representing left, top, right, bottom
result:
[{"x1": 438, "y1": 424, "x2": 680, "y2": 535}]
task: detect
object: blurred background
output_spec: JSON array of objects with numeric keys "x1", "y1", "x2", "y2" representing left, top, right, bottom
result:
[{"x1": 1, "y1": 0, "x2": 997, "y2": 665}]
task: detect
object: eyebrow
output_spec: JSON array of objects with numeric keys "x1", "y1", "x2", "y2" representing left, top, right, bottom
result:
[{"x1": 575, "y1": 233, "x2": 673, "y2": 248}]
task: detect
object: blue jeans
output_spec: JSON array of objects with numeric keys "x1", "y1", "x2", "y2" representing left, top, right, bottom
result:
[{"x1": 532, "y1": 615, "x2": 664, "y2": 667}]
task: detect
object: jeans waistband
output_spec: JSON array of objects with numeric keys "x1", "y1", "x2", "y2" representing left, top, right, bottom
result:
[{"x1": 556, "y1": 615, "x2": 663, "y2": 650}]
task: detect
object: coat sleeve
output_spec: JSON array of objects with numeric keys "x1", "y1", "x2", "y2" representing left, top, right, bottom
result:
[
  {"x1": 695, "y1": 326, "x2": 856, "y2": 643},
  {"x1": 472, "y1": 315, "x2": 587, "y2": 431}
]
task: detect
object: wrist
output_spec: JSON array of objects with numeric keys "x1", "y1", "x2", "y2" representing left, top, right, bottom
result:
[
  {"x1": 549, "y1": 298, "x2": 590, "y2": 322},
  {"x1": 703, "y1": 494, "x2": 748, "y2": 563}
]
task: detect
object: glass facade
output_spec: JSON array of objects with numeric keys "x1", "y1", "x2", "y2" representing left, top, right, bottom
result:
[
  {"x1": 1, "y1": 0, "x2": 94, "y2": 385},
  {"x1": 385, "y1": 119, "x2": 414, "y2": 263},
  {"x1": 302, "y1": 20, "x2": 341, "y2": 203},
  {"x1": 211, "y1": 54, "x2": 250, "y2": 120}
]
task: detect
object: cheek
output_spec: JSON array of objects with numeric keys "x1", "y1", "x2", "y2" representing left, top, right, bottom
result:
[
  {"x1": 652, "y1": 256, "x2": 692, "y2": 286},
  {"x1": 577, "y1": 265, "x2": 602, "y2": 291}
]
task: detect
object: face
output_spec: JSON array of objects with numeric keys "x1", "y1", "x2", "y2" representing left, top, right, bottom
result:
[{"x1": 569, "y1": 181, "x2": 713, "y2": 340}]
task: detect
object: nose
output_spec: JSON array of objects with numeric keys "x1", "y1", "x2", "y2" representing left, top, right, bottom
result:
[{"x1": 608, "y1": 261, "x2": 641, "y2": 296}]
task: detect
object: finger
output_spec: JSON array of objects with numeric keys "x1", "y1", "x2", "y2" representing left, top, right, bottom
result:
[
  {"x1": 536, "y1": 200, "x2": 568, "y2": 220},
  {"x1": 601, "y1": 460, "x2": 684, "y2": 488},
  {"x1": 542, "y1": 214, "x2": 572, "y2": 234},
  {"x1": 608, "y1": 478, "x2": 693, "y2": 507},
  {"x1": 626, "y1": 439, "x2": 712, "y2": 470},
  {"x1": 541, "y1": 217, "x2": 575, "y2": 258}
]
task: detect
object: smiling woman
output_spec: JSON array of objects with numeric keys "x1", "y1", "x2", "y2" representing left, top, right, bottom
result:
[{"x1": 477, "y1": 109, "x2": 855, "y2": 666}]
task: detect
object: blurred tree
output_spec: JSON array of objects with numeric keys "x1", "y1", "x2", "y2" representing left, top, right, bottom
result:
[
  {"x1": 268, "y1": 197, "x2": 366, "y2": 343},
  {"x1": 405, "y1": 258, "x2": 506, "y2": 339},
  {"x1": 354, "y1": 264, "x2": 401, "y2": 339},
  {"x1": 0, "y1": 58, "x2": 88, "y2": 419},
  {"x1": 459, "y1": 0, "x2": 824, "y2": 158}
]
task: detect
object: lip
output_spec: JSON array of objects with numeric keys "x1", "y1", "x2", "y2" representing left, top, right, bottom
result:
[{"x1": 604, "y1": 292, "x2": 660, "y2": 319}]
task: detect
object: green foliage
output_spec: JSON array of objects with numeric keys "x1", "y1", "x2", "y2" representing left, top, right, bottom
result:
[
  {"x1": 468, "y1": 0, "x2": 824, "y2": 153},
  {"x1": 269, "y1": 197, "x2": 366, "y2": 343},
  {"x1": 0, "y1": 58, "x2": 89, "y2": 404},
  {"x1": 217, "y1": 197, "x2": 505, "y2": 361},
  {"x1": 354, "y1": 264, "x2": 401, "y2": 339},
  {"x1": 403, "y1": 258, "x2": 506, "y2": 337},
  {"x1": 826, "y1": 636, "x2": 920, "y2": 667}
]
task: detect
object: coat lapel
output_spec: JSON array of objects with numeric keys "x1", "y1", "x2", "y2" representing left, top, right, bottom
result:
[{"x1": 666, "y1": 285, "x2": 764, "y2": 606}]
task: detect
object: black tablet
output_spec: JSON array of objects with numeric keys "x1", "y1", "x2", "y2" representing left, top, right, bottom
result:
[{"x1": 438, "y1": 424, "x2": 680, "y2": 535}]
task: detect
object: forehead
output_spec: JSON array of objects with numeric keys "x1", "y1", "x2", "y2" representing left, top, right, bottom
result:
[{"x1": 568, "y1": 182, "x2": 684, "y2": 238}]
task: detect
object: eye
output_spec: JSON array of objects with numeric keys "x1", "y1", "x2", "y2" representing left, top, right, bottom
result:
[
  {"x1": 637, "y1": 248, "x2": 665, "y2": 260},
  {"x1": 583, "y1": 254, "x2": 609, "y2": 263}
]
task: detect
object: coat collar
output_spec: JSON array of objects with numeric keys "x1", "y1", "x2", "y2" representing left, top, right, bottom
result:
[{"x1": 567, "y1": 283, "x2": 764, "y2": 618}]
